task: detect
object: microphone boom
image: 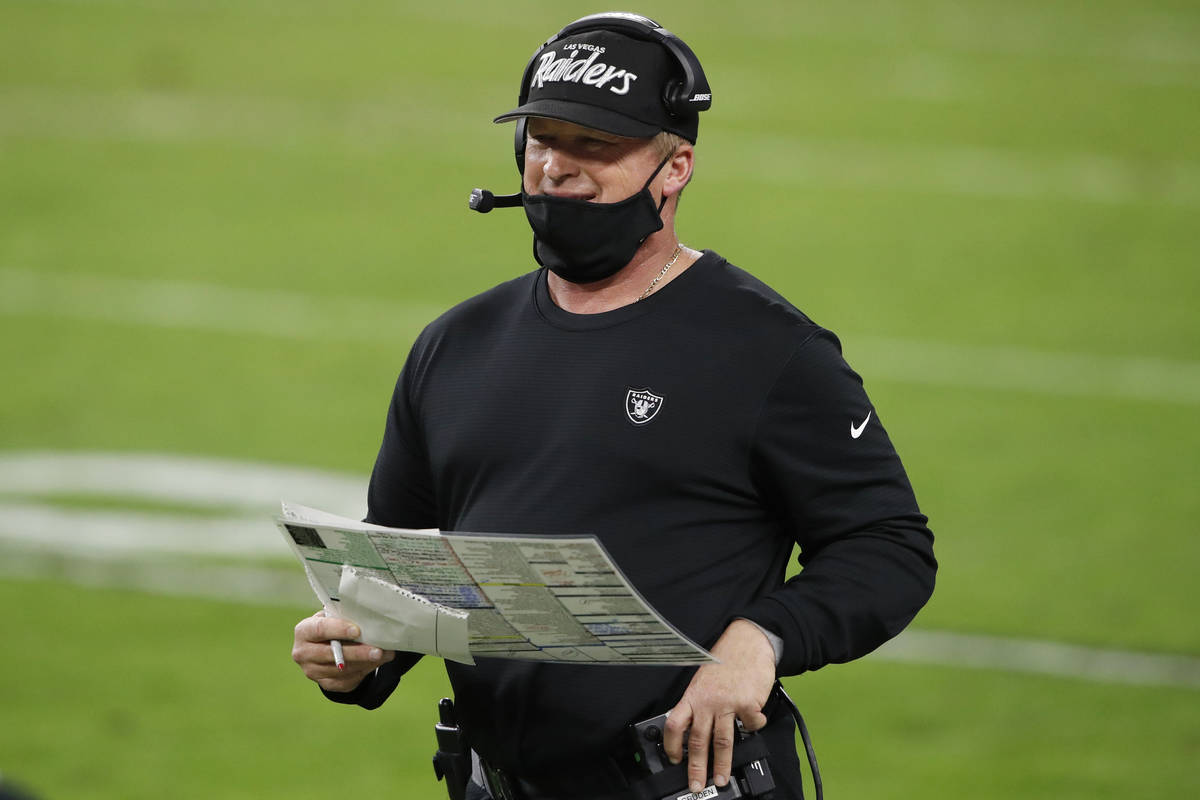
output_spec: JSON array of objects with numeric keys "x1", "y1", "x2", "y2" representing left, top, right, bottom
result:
[{"x1": 469, "y1": 188, "x2": 522, "y2": 213}]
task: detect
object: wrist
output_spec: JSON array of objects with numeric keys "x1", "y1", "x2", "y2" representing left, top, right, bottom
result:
[{"x1": 731, "y1": 618, "x2": 782, "y2": 667}]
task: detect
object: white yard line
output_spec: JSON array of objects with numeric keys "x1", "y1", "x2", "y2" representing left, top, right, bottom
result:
[
  {"x1": 0, "y1": 267, "x2": 441, "y2": 344},
  {"x1": 0, "y1": 450, "x2": 365, "y2": 557},
  {"x1": 0, "y1": 547, "x2": 316, "y2": 608},
  {"x1": 0, "y1": 450, "x2": 368, "y2": 514},
  {"x1": 1, "y1": 450, "x2": 1198, "y2": 690},
  {"x1": 851, "y1": 336, "x2": 1200, "y2": 406},
  {"x1": 872, "y1": 629, "x2": 1200, "y2": 690},
  {"x1": 735, "y1": 135, "x2": 1200, "y2": 208},
  {"x1": 5, "y1": 267, "x2": 1199, "y2": 405},
  {"x1": 0, "y1": 503, "x2": 290, "y2": 558}
]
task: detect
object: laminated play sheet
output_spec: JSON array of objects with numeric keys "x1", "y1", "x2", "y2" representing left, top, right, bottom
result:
[{"x1": 277, "y1": 502, "x2": 715, "y2": 666}]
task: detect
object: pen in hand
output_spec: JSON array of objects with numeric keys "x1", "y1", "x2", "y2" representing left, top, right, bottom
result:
[
  {"x1": 321, "y1": 605, "x2": 347, "y2": 670},
  {"x1": 330, "y1": 639, "x2": 346, "y2": 670}
]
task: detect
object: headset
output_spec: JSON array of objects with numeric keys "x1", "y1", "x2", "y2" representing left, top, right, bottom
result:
[
  {"x1": 471, "y1": 13, "x2": 711, "y2": 213},
  {"x1": 510, "y1": 12, "x2": 712, "y2": 175}
]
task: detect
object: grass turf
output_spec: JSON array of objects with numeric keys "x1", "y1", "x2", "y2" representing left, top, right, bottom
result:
[{"x1": 2, "y1": 0, "x2": 1197, "y2": 797}]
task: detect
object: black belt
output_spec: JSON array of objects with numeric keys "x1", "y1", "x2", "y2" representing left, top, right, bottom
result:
[
  {"x1": 480, "y1": 730, "x2": 775, "y2": 800},
  {"x1": 481, "y1": 757, "x2": 633, "y2": 800}
]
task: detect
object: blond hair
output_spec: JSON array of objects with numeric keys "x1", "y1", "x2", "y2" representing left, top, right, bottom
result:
[
  {"x1": 652, "y1": 131, "x2": 689, "y2": 160},
  {"x1": 652, "y1": 131, "x2": 693, "y2": 202}
]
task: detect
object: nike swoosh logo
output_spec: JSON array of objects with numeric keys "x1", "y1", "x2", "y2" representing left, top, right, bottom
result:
[{"x1": 850, "y1": 410, "x2": 872, "y2": 439}]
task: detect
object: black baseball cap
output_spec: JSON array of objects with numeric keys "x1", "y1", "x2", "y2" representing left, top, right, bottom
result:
[{"x1": 494, "y1": 28, "x2": 700, "y2": 143}]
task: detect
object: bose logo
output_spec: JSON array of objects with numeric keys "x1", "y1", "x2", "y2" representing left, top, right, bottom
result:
[{"x1": 690, "y1": 93, "x2": 711, "y2": 102}]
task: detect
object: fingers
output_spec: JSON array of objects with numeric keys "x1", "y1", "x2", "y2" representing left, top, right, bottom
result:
[
  {"x1": 686, "y1": 711, "x2": 714, "y2": 793},
  {"x1": 664, "y1": 684, "x2": 773, "y2": 793},
  {"x1": 294, "y1": 639, "x2": 390, "y2": 670},
  {"x1": 293, "y1": 611, "x2": 362, "y2": 645},
  {"x1": 291, "y1": 611, "x2": 395, "y2": 693},
  {"x1": 709, "y1": 712, "x2": 736, "y2": 789},
  {"x1": 662, "y1": 700, "x2": 692, "y2": 768},
  {"x1": 673, "y1": 709, "x2": 765, "y2": 793},
  {"x1": 342, "y1": 642, "x2": 396, "y2": 668},
  {"x1": 665, "y1": 702, "x2": 730, "y2": 793},
  {"x1": 294, "y1": 639, "x2": 394, "y2": 691},
  {"x1": 742, "y1": 709, "x2": 769, "y2": 733}
]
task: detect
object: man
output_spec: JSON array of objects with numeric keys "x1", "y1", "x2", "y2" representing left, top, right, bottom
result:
[{"x1": 292, "y1": 13, "x2": 936, "y2": 799}]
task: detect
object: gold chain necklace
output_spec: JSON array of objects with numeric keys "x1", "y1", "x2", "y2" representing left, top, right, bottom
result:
[{"x1": 637, "y1": 245, "x2": 683, "y2": 302}]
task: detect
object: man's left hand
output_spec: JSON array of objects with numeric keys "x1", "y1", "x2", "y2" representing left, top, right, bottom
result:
[{"x1": 662, "y1": 619, "x2": 778, "y2": 794}]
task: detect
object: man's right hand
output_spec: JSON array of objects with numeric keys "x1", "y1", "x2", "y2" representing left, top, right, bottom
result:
[{"x1": 292, "y1": 610, "x2": 395, "y2": 694}]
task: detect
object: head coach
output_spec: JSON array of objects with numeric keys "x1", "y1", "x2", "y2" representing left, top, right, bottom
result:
[{"x1": 292, "y1": 12, "x2": 937, "y2": 799}]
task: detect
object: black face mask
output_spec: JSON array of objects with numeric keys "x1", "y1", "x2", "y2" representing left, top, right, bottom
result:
[{"x1": 522, "y1": 154, "x2": 672, "y2": 285}]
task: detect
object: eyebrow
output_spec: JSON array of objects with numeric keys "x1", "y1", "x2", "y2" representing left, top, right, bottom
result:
[{"x1": 528, "y1": 124, "x2": 622, "y2": 143}]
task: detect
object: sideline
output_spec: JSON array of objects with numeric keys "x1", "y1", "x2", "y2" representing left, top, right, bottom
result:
[{"x1": 3, "y1": 450, "x2": 1199, "y2": 691}]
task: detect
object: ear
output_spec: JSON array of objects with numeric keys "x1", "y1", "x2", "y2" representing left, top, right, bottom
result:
[
  {"x1": 667, "y1": 140, "x2": 696, "y2": 199},
  {"x1": 662, "y1": 143, "x2": 695, "y2": 199}
]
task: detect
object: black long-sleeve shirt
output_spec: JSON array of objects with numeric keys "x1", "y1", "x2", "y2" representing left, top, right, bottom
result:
[{"x1": 326, "y1": 251, "x2": 936, "y2": 774}]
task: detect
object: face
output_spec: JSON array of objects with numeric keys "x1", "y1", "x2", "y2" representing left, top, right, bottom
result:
[{"x1": 523, "y1": 117, "x2": 684, "y2": 204}]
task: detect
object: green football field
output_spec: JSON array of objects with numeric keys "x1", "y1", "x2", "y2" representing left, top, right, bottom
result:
[{"x1": 2, "y1": 1, "x2": 1197, "y2": 798}]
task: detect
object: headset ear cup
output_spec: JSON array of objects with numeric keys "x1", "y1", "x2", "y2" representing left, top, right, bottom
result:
[
  {"x1": 662, "y1": 80, "x2": 685, "y2": 117},
  {"x1": 514, "y1": 116, "x2": 528, "y2": 176}
]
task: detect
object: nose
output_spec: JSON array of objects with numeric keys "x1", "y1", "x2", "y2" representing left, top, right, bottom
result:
[{"x1": 541, "y1": 146, "x2": 579, "y2": 185}]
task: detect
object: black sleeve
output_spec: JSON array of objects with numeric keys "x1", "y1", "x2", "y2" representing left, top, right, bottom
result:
[
  {"x1": 320, "y1": 652, "x2": 424, "y2": 709},
  {"x1": 365, "y1": 359, "x2": 439, "y2": 531},
  {"x1": 738, "y1": 329, "x2": 937, "y2": 676},
  {"x1": 323, "y1": 351, "x2": 440, "y2": 709}
]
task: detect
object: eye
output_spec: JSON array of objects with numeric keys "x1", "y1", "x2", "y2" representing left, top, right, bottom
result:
[{"x1": 526, "y1": 135, "x2": 555, "y2": 156}]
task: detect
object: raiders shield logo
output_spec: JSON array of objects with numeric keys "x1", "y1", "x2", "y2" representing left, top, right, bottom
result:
[{"x1": 625, "y1": 388, "x2": 664, "y2": 425}]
